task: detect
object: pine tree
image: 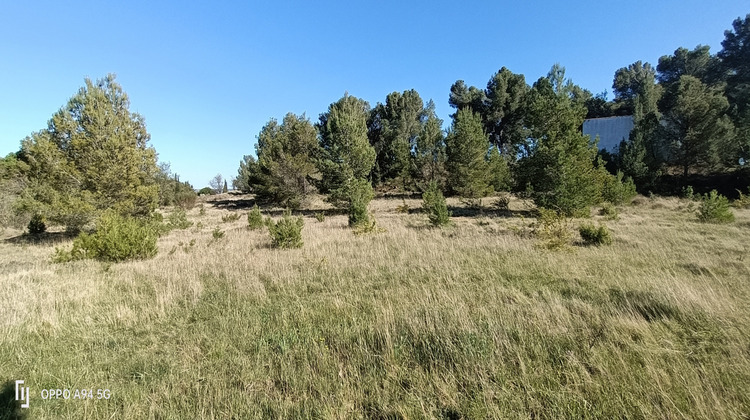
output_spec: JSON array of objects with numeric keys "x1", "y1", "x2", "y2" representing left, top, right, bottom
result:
[{"x1": 445, "y1": 108, "x2": 492, "y2": 198}]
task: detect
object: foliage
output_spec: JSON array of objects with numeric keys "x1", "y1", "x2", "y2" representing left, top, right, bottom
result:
[
  {"x1": 233, "y1": 155, "x2": 257, "y2": 193},
  {"x1": 445, "y1": 108, "x2": 493, "y2": 198},
  {"x1": 494, "y1": 193, "x2": 510, "y2": 210},
  {"x1": 247, "y1": 205, "x2": 264, "y2": 230},
  {"x1": 698, "y1": 190, "x2": 734, "y2": 223},
  {"x1": 167, "y1": 209, "x2": 193, "y2": 230},
  {"x1": 317, "y1": 94, "x2": 376, "y2": 198},
  {"x1": 534, "y1": 208, "x2": 572, "y2": 250},
  {"x1": 414, "y1": 105, "x2": 447, "y2": 190},
  {"x1": 28, "y1": 213, "x2": 46, "y2": 234},
  {"x1": 53, "y1": 211, "x2": 159, "y2": 263},
  {"x1": 222, "y1": 180, "x2": 228, "y2": 193},
  {"x1": 598, "y1": 203, "x2": 619, "y2": 220},
  {"x1": 198, "y1": 204, "x2": 206, "y2": 216},
  {"x1": 268, "y1": 210, "x2": 304, "y2": 249},
  {"x1": 346, "y1": 178, "x2": 374, "y2": 228},
  {"x1": 16, "y1": 75, "x2": 159, "y2": 231},
  {"x1": 315, "y1": 212, "x2": 326, "y2": 222},
  {"x1": 197, "y1": 187, "x2": 214, "y2": 196},
  {"x1": 154, "y1": 162, "x2": 197, "y2": 209},
  {"x1": 488, "y1": 146, "x2": 512, "y2": 192},
  {"x1": 516, "y1": 73, "x2": 602, "y2": 216},
  {"x1": 368, "y1": 89, "x2": 425, "y2": 188},
  {"x1": 221, "y1": 213, "x2": 241, "y2": 223},
  {"x1": 422, "y1": 181, "x2": 451, "y2": 227},
  {"x1": 734, "y1": 188, "x2": 750, "y2": 209},
  {"x1": 600, "y1": 170, "x2": 637, "y2": 205},
  {"x1": 579, "y1": 223, "x2": 613, "y2": 245},
  {"x1": 247, "y1": 113, "x2": 321, "y2": 209},
  {"x1": 395, "y1": 201, "x2": 409, "y2": 214},
  {"x1": 682, "y1": 185, "x2": 696, "y2": 200}
]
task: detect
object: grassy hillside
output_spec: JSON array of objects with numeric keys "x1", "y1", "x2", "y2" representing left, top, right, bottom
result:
[{"x1": 1, "y1": 194, "x2": 749, "y2": 419}]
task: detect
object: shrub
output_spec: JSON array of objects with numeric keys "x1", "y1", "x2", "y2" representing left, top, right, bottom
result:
[
  {"x1": 167, "y1": 209, "x2": 193, "y2": 230},
  {"x1": 422, "y1": 182, "x2": 451, "y2": 227},
  {"x1": 534, "y1": 208, "x2": 572, "y2": 250},
  {"x1": 28, "y1": 214, "x2": 46, "y2": 234},
  {"x1": 174, "y1": 189, "x2": 197, "y2": 209},
  {"x1": 53, "y1": 211, "x2": 158, "y2": 263},
  {"x1": 197, "y1": 187, "x2": 214, "y2": 196},
  {"x1": 247, "y1": 205, "x2": 264, "y2": 230},
  {"x1": 212, "y1": 227, "x2": 225, "y2": 240},
  {"x1": 494, "y1": 193, "x2": 510, "y2": 211},
  {"x1": 221, "y1": 212, "x2": 241, "y2": 223},
  {"x1": 347, "y1": 179, "x2": 374, "y2": 228},
  {"x1": 601, "y1": 171, "x2": 637, "y2": 205},
  {"x1": 315, "y1": 212, "x2": 326, "y2": 222},
  {"x1": 268, "y1": 210, "x2": 303, "y2": 249},
  {"x1": 682, "y1": 185, "x2": 696, "y2": 201},
  {"x1": 598, "y1": 203, "x2": 618, "y2": 220},
  {"x1": 698, "y1": 190, "x2": 734, "y2": 223},
  {"x1": 198, "y1": 204, "x2": 206, "y2": 216},
  {"x1": 734, "y1": 187, "x2": 750, "y2": 209},
  {"x1": 579, "y1": 223, "x2": 612, "y2": 246}
]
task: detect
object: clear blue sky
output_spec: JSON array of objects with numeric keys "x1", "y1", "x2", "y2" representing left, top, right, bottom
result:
[{"x1": 1, "y1": 1, "x2": 747, "y2": 188}]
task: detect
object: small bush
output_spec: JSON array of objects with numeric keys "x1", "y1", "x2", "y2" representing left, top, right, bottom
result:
[
  {"x1": 579, "y1": 223, "x2": 612, "y2": 246},
  {"x1": 395, "y1": 200, "x2": 409, "y2": 214},
  {"x1": 734, "y1": 187, "x2": 750, "y2": 209},
  {"x1": 682, "y1": 185, "x2": 696, "y2": 201},
  {"x1": 268, "y1": 210, "x2": 303, "y2": 249},
  {"x1": 347, "y1": 179, "x2": 374, "y2": 229},
  {"x1": 535, "y1": 208, "x2": 572, "y2": 250},
  {"x1": 174, "y1": 190, "x2": 197, "y2": 209},
  {"x1": 422, "y1": 182, "x2": 451, "y2": 227},
  {"x1": 598, "y1": 203, "x2": 619, "y2": 220},
  {"x1": 698, "y1": 190, "x2": 734, "y2": 223},
  {"x1": 212, "y1": 227, "x2": 225, "y2": 240},
  {"x1": 221, "y1": 212, "x2": 241, "y2": 223},
  {"x1": 247, "y1": 205, "x2": 264, "y2": 230},
  {"x1": 198, "y1": 187, "x2": 214, "y2": 196},
  {"x1": 167, "y1": 209, "x2": 193, "y2": 230},
  {"x1": 53, "y1": 211, "x2": 158, "y2": 263},
  {"x1": 315, "y1": 212, "x2": 326, "y2": 222},
  {"x1": 601, "y1": 171, "x2": 637, "y2": 205},
  {"x1": 28, "y1": 214, "x2": 46, "y2": 234},
  {"x1": 494, "y1": 193, "x2": 510, "y2": 211}
]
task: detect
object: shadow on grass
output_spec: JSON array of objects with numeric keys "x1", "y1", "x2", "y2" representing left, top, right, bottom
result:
[
  {"x1": 446, "y1": 205, "x2": 536, "y2": 219},
  {"x1": 0, "y1": 380, "x2": 27, "y2": 420},
  {"x1": 3, "y1": 231, "x2": 74, "y2": 246}
]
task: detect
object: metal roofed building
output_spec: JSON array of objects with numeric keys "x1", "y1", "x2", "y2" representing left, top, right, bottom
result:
[{"x1": 582, "y1": 115, "x2": 634, "y2": 153}]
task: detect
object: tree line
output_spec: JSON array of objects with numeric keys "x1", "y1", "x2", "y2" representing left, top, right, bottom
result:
[{"x1": 1, "y1": 14, "x2": 748, "y2": 233}]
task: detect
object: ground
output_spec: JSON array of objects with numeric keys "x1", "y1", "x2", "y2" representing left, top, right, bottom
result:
[{"x1": 1, "y1": 194, "x2": 749, "y2": 419}]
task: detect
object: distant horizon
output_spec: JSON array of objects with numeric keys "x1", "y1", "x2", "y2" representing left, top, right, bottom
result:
[{"x1": 2, "y1": 1, "x2": 747, "y2": 188}]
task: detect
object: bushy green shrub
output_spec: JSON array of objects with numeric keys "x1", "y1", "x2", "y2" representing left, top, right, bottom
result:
[
  {"x1": 422, "y1": 182, "x2": 451, "y2": 227},
  {"x1": 28, "y1": 214, "x2": 46, "y2": 234},
  {"x1": 315, "y1": 212, "x2": 326, "y2": 222},
  {"x1": 167, "y1": 209, "x2": 193, "y2": 230},
  {"x1": 598, "y1": 203, "x2": 619, "y2": 220},
  {"x1": 698, "y1": 190, "x2": 734, "y2": 223},
  {"x1": 212, "y1": 227, "x2": 225, "y2": 240},
  {"x1": 347, "y1": 179, "x2": 374, "y2": 228},
  {"x1": 198, "y1": 187, "x2": 214, "y2": 196},
  {"x1": 601, "y1": 171, "x2": 637, "y2": 205},
  {"x1": 682, "y1": 185, "x2": 696, "y2": 201},
  {"x1": 174, "y1": 189, "x2": 197, "y2": 209},
  {"x1": 247, "y1": 205, "x2": 264, "y2": 230},
  {"x1": 268, "y1": 210, "x2": 303, "y2": 249},
  {"x1": 53, "y1": 211, "x2": 158, "y2": 263},
  {"x1": 579, "y1": 223, "x2": 613, "y2": 245},
  {"x1": 534, "y1": 208, "x2": 572, "y2": 250}
]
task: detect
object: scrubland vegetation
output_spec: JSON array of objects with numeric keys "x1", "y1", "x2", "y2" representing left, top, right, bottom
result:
[{"x1": 1, "y1": 194, "x2": 749, "y2": 418}]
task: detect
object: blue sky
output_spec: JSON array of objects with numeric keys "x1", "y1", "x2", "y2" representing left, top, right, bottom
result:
[{"x1": 1, "y1": 1, "x2": 747, "y2": 188}]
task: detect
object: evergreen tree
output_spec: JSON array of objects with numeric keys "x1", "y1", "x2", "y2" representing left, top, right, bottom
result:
[
  {"x1": 414, "y1": 102, "x2": 447, "y2": 190},
  {"x1": 445, "y1": 108, "x2": 492, "y2": 198},
  {"x1": 719, "y1": 14, "x2": 750, "y2": 165},
  {"x1": 250, "y1": 113, "x2": 320, "y2": 209},
  {"x1": 17, "y1": 74, "x2": 158, "y2": 231},
  {"x1": 316, "y1": 94, "x2": 375, "y2": 203},
  {"x1": 223, "y1": 180, "x2": 228, "y2": 193}
]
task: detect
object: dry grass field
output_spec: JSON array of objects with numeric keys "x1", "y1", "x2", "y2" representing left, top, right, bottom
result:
[{"x1": 1, "y1": 194, "x2": 749, "y2": 419}]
